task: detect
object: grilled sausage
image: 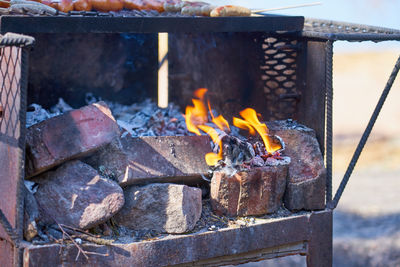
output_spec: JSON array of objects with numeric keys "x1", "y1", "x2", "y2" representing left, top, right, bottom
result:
[
  {"x1": 123, "y1": 0, "x2": 141, "y2": 10},
  {"x1": 108, "y1": 0, "x2": 123, "y2": 11},
  {"x1": 51, "y1": 0, "x2": 73, "y2": 12},
  {"x1": 123, "y1": 0, "x2": 163, "y2": 12},
  {"x1": 143, "y1": 0, "x2": 163, "y2": 12},
  {"x1": 91, "y1": 0, "x2": 122, "y2": 12},
  {"x1": 90, "y1": 0, "x2": 109, "y2": 11},
  {"x1": 163, "y1": 0, "x2": 182, "y2": 12},
  {"x1": 181, "y1": 1, "x2": 215, "y2": 16},
  {"x1": 73, "y1": 0, "x2": 91, "y2": 11},
  {"x1": 0, "y1": 1, "x2": 10, "y2": 8},
  {"x1": 210, "y1": 5, "x2": 251, "y2": 17}
]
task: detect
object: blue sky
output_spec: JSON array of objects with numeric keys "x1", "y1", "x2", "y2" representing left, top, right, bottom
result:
[{"x1": 212, "y1": 0, "x2": 400, "y2": 52}]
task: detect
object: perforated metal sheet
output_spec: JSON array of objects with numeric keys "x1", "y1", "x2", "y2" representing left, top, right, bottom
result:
[{"x1": 260, "y1": 35, "x2": 299, "y2": 120}]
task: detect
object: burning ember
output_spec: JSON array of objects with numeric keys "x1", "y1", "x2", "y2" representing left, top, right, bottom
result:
[{"x1": 185, "y1": 88, "x2": 283, "y2": 167}]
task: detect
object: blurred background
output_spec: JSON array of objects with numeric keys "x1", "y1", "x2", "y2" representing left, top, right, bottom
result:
[{"x1": 213, "y1": 0, "x2": 400, "y2": 266}]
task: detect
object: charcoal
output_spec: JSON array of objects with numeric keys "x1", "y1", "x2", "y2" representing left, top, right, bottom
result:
[
  {"x1": 250, "y1": 155, "x2": 264, "y2": 167},
  {"x1": 221, "y1": 134, "x2": 255, "y2": 167}
]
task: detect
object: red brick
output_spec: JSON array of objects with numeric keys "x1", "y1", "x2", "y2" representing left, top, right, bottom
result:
[
  {"x1": 267, "y1": 120, "x2": 326, "y2": 211},
  {"x1": 25, "y1": 102, "x2": 120, "y2": 178},
  {"x1": 85, "y1": 135, "x2": 212, "y2": 186},
  {"x1": 210, "y1": 163, "x2": 288, "y2": 217},
  {"x1": 33, "y1": 160, "x2": 125, "y2": 230},
  {"x1": 114, "y1": 183, "x2": 202, "y2": 234}
]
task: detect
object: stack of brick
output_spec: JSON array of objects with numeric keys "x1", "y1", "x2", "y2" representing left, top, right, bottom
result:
[
  {"x1": 24, "y1": 103, "x2": 326, "y2": 241},
  {"x1": 24, "y1": 102, "x2": 205, "y2": 239}
]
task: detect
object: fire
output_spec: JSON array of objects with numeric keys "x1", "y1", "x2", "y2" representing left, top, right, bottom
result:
[
  {"x1": 233, "y1": 108, "x2": 281, "y2": 154},
  {"x1": 208, "y1": 100, "x2": 230, "y2": 132},
  {"x1": 198, "y1": 125, "x2": 223, "y2": 166},
  {"x1": 185, "y1": 88, "x2": 209, "y2": 136},
  {"x1": 185, "y1": 89, "x2": 281, "y2": 166}
]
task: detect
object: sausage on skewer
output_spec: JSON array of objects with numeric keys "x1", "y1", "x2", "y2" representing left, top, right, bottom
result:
[
  {"x1": 210, "y1": 5, "x2": 251, "y2": 17},
  {"x1": 123, "y1": 0, "x2": 163, "y2": 12},
  {"x1": 73, "y1": 0, "x2": 91, "y2": 11},
  {"x1": 181, "y1": 1, "x2": 215, "y2": 16},
  {"x1": 163, "y1": 0, "x2": 182, "y2": 12}
]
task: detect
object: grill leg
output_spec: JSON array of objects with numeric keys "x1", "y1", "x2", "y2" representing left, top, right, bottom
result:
[{"x1": 306, "y1": 210, "x2": 332, "y2": 267}]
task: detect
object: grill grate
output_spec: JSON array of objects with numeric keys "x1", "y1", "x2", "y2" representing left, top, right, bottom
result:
[{"x1": 302, "y1": 18, "x2": 400, "y2": 41}]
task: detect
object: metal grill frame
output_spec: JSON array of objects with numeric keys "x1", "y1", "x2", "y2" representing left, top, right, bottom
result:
[
  {"x1": 0, "y1": 16, "x2": 399, "y2": 266},
  {"x1": 0, "y1": 32, "x2": 34, "y2": 266},
  {"x1": 298, "y1": 18, "x2": 400, "y2": 209}
]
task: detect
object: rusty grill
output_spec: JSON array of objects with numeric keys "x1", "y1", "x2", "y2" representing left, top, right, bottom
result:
[{"x1": 0, "y1": 15, "x2": 399, "y2": 267}]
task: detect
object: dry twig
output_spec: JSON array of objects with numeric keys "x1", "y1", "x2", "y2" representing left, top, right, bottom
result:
[{"x1": 55, "y1": 223, "x2": 111, "y2": 261}]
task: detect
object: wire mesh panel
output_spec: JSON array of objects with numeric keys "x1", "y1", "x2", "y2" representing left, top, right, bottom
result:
[
  {"x1": 260, "y1": 36, "x2": 299, "y2": 120},
  {"x1": 0, "y1": 46, "x2": 22, "y2": 143}
]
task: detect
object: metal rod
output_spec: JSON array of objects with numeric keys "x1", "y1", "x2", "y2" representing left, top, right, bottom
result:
[
  {"x1": 0, "y1": 208, "x2": 19, "y2": 247},
  {"x1": 328, "y1": 55, "x2": 400, "y2": 209},
  {"x1": 325, "y1": 40, "x2": 333, "y2": 204},
  {"x1": 252, "y1": 2, "x2": 322, "y2": 14}
]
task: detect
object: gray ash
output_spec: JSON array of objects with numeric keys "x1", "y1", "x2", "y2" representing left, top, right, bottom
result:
[
  {"x1": 210, "y1": 132, "x2": 289, "y2": 176},
  {"x1": 26, "y1": 94, "x2": 192, "y2": 137}
]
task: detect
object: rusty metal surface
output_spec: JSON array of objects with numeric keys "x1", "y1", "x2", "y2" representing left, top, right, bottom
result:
[
  {"x1": 0, "y1": 126, "x2": 21, "y2": 244},
  {"x1": 27, "y1": 33, "x2": 158, "y2": 108},
  {"x1": 176, "y1": 242, "x2": 307, "y2": 266},
  {"x1": 0, "y1": 34, "x2": 31, "y2": 266},
  {"x1": 23, "y1": 210, "x2": 332, "y2": 266},
  {"x1": 0, "y1": 46, "x2": 22, "y2": 244},
  {"x1": 307, "y1": 209, "x2": 332, "y2": 266},
  {"x1": 169, "y1": 32, "x2": 269, "y2": 120},
  {"x1": 0, "y1": 15, "x2": 304, "y2": 34},
  {"x1": 0, "y1": 240, "x2": 14, "y2": 267}
]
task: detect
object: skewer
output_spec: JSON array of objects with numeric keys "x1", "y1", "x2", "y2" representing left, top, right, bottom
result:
[{"x1": 252, "y1": 2, "x2": 322, "y2": 14}]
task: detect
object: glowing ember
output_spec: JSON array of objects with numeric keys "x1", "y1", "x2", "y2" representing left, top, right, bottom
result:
[{"x1": 234, "y1": 108, "x2": 282, "y2": 154}]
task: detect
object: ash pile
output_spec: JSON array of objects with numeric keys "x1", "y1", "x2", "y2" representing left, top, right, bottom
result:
[{"x1": 23, "y1": 91, "x2": 326, "y2": 248}]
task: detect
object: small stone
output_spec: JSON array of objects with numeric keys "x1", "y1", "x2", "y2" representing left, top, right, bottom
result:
[
  {"x1": 23, "y1": 185, "x2": 40, "y2": 242},
  {"x1": 267, "y1": 120, "x2": 326, "y2": 211},
  {"x1": 114, "y1": 183, "x2": 202, "y2": 234},
  {"x1": 210, "y1": 164, "x2": 288, "y2": 217},
  {"x1": 25, "y1": 101, "x2": 120, "y2": 178},
  {"x1": 33, "y1": 160, "x2": 124, "y2": 230}
]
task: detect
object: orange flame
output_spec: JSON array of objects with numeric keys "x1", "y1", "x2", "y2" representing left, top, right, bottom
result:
[
  {"x1": 208, "y1": 100, "x2": 230, "y2": 132},
  {"x1": 198, "y1": 125, "x2": 223, "y2": 166},
  {"x1": 185, "y1": 89, "x2": 281, "y2": 166},
  {"x1": 235, "y1": 108, "x2": 281, "y2": 154},
  {"x1": 232, "y1": 117, "x2": 255, "y2": 135},
  {"x1": 185, "y1": 88, "x2": 209, "y2": 136}
]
